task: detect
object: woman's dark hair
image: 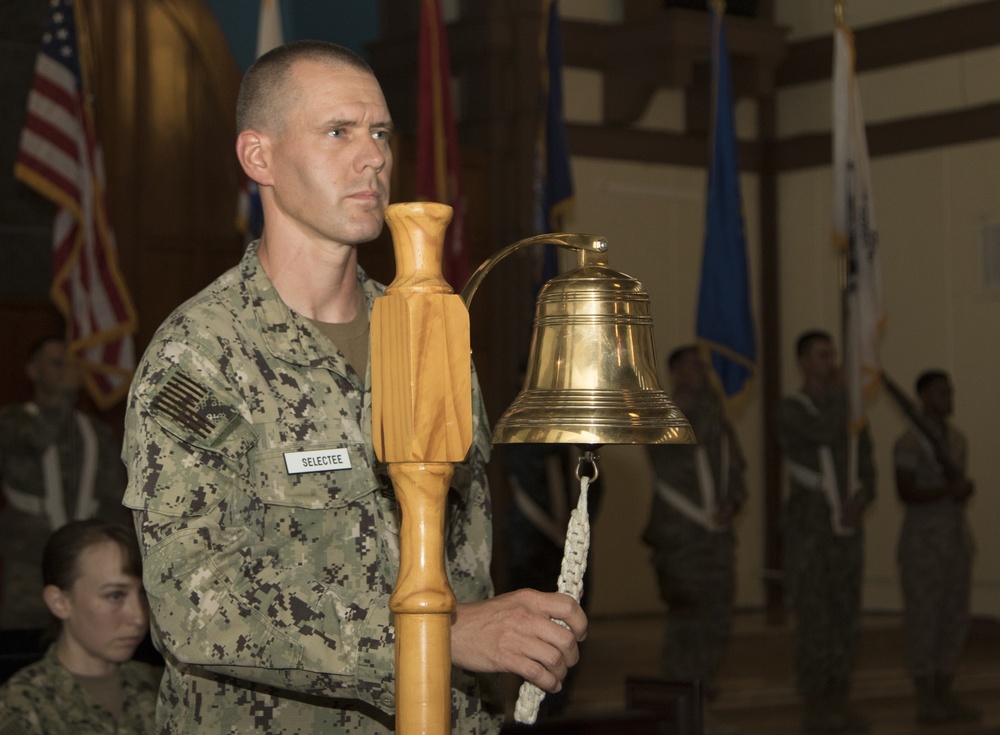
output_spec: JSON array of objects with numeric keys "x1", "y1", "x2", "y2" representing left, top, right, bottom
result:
[{"x1": 42, "y1": 519, "x2": 143, "y2": 591}]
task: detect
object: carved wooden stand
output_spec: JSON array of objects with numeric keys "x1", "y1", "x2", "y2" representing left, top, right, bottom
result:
[{"x1": 371, "y1": 202, "x2": 471, "y2": 735}]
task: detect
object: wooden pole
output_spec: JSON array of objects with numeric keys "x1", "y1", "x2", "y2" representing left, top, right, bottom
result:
[{"x1": 371, "y1": 201, "x2": 472, "y2": 734}]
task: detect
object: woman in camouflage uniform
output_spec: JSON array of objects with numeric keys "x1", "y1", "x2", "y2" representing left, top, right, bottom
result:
[{"x1": 0, "y1": 520, "x2": 161, "y2": 734}]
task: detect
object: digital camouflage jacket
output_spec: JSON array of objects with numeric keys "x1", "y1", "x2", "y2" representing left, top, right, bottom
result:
[{"x1": 123, "y1": 243, "x2": 502, "y2": 734}]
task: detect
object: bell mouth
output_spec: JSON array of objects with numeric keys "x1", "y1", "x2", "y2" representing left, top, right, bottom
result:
[
  {"x1": 492, "y1": 388, "x2": 695, "y2": 446},
  {"x1": 493, "y1": 252, "x2": 694, "y2": 447}
]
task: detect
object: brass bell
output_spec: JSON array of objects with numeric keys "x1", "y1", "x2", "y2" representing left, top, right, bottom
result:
[{"x1": 464, "y1": 235, "x2": 694, "y2": 448}]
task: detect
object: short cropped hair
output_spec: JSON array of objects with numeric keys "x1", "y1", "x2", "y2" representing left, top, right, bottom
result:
[
  {"x1": 667, "y1": 344, "x2": 699, "y2": 372},
  {"x1": 915, "y1": 369, "x2": 949, "y2": 396},
  {"x1": 236, "y1": 40, "x2": 374, "y2": 134},
  {"x1": 27, "y1": 335, "x2": 65, "y2": 363},
  {"x1": 42, "y1": 519, "x2": 143, "y2": 592},
  {"x1": 796, "y1": 329, "x2": 833, "y2": 358}
]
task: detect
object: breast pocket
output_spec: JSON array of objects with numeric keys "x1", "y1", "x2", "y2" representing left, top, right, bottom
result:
[
  {"x1": 254, "y1": 442, "x2": 379, "y2": 508},
  {"x1": 251, "y1": 440, "x2": 391, "y2": 572}
]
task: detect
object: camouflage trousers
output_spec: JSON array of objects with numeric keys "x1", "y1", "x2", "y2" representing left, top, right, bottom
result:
[
  {"x1": 899, "y1": 529, "x2": 972, "y2": 678},
  {"x1": 783, "y1": 527, "x2": 863, "y2": 700},
  {"x1": 651, "y1": 530, "x2": 735, "y2": 697}
]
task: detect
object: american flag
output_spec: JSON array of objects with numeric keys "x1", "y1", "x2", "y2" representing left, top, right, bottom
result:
[{"x1": 15, "y1": 0, "x2": 137, "y2": 409}]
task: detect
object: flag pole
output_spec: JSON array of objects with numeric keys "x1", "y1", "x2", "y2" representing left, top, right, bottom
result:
[
  {"x1": 833, "y1": 0, "x2": 854, "y2": 506},
  {"x1": 834, "y1": 0, "x2": 847, "y2": 349}
]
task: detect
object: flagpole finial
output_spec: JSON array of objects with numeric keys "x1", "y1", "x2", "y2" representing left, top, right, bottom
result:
[{"x1": 834, "y1": 0, "x2": 846, "y2": 27}]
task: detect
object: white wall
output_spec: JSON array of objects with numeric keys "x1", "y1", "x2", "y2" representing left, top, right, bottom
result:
[
  {"x1": 556, "y1": 0, "x2": 1000, "y2": 618},
  {"x1": 779, "y1": 142, "x2": 1000, "y2": 615},
  {"x1": 563, "y1": 159, "x2": 766, "y2": 616}
]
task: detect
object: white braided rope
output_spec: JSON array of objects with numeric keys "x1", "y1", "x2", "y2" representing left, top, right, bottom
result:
[{"x1": 513, "y1": 471, "x2": 592, "y2": 724}]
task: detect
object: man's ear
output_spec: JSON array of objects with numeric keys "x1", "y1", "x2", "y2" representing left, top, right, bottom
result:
[
  {"x1": 43, "y1": 584, "x2": 71, "y2": 621},
  {"x1": 236, "y1": 129, "x2": 273, "y2": 186}
]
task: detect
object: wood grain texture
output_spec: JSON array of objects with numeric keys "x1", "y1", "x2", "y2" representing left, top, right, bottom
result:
[
  {"x1": 372, "y1": 202, "x2": 472, "y2": 465},
  {"x1": 371, "y1": 202, "x2": 472, "y2": 735}
]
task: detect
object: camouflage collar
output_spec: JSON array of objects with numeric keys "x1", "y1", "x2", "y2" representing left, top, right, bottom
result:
[{"x1": 240, "y1": 241, "x2": 385, "y2": 376}]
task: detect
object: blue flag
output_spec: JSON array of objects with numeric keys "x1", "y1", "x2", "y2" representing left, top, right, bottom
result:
[
  {"x1": 695, "y1": 4, "x2": 756, "y2": 397},
  {"x1": 534, "y1": 0, "x2": 574, "y2": 289}
]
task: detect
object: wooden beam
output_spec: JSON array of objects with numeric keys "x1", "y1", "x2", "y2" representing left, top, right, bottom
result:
[
  {"x1": 566, "y1": 124, "x2": 762, "y2": 171},
  {"x1": 775, "y1": 101, "x2": 1000, "y2": 171},
  {"x1": 777, "y1": 0, "x2": 1000, "y2": 87},
  {"x1": 567, "y1": 101, "x2": 1000, "y2": 173},
  {"x1": 562, "y1": 10, "x2": 787, "y2": 125}
]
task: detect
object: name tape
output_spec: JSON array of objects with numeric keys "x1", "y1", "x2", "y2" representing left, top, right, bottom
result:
[{"x1": 284, "y1": 448, "x2": 352, "y2": 474}]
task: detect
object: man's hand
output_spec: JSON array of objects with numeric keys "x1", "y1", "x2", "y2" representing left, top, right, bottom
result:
[{"x1": 451, "y1": 589, "x2": 587, "y2": 694}]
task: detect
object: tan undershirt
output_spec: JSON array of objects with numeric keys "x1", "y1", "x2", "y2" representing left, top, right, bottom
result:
[
  {"x1": 306, "y1": 302, "x2": 369, "y2": 380},
  {"x1": 74, "y1": 670, "x2": 124, "y2": 718}
]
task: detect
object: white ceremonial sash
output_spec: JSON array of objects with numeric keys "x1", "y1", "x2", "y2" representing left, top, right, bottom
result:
[
  {"x1": 2, "y1": 484, "x2": 43, "y2": 514},
  {"x1": 654, "y1": 436, "x2": 730, "y2": 533},
  {"x1": 511, "y1": 478, "x2": 566, "y2": 547},
  {"x1": 24, "y1": 403, "x2": 99, "y2": 528},
  {"x1": 785, "y1": 392, "x2": 860, "y2": 536},
  {"x1": 786, "y1": 448, "x2": 859, "y2": 537},
  {"x1": 509, "y1": 452, "x2": 571, "y2": 547}
]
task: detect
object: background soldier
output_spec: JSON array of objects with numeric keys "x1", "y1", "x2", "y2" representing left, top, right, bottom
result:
[
  {"x1": 643, "y1": 345, "x2": 746, "y2": 715},
  {"x1": 0, "y1": 337, "x2": 127, "y2": 629},
  {"x1": 776, "y1": 330, "x2": 874, "y2": 734},
  {"x1": 894, "y1": 369, "x2": 979, "y2": 724}
]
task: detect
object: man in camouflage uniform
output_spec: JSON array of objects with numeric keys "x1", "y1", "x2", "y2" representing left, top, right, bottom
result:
[
  {"x1": 643, "y1": 346, "x2": 746, "y2": 703},
  {"x1": 0, "y1": 337, "x2": 127, "y2": 629},
  {"x1": 122, "y1": 41, "x2": 586, "y2": 734},
  {"x1": 894, "y1": 370, "x2": 979, "y2": 724},
  {"x1": 777, "y1": 330, "x2": 874, "y2": 734}
]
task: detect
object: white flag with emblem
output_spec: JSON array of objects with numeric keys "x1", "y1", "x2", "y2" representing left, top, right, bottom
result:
[{"x1": 833, "y1": 22, "x2": 884, "y2": 435}]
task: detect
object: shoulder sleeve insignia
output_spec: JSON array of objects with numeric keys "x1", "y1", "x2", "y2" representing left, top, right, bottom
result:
[{"x1": 148, "y1": 367, "x2": 256, "y2": 456}]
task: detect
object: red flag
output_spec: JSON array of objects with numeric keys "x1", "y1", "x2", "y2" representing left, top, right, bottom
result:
[
  {"x1": 15, "y1": 0, "x2": 137, "y2": 408},
  {"x1": 416, "y1": 0, "x2": 469, "y2": 290}
]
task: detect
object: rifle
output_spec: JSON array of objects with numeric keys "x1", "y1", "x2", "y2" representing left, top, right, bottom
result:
[{"x1": 881, "y1": 371, "x2": 963, "y2": 480}]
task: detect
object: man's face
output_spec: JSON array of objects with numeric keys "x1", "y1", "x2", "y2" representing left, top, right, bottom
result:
[
  {"x1": 799, "y1": 338, "x2": 838, "y2": 385},
  {"x1": 671, "y1": 351, "x2": 708, "y2": 394},
  {"x1": 920, "y1": 377, "x2": 953, "y2": 418},
  {"x1": 28, "y1": 340, "x2": 81, "y2": 395},
  {"x1": 263, "y1": 61, "x2": 393, "y2": 247}
]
